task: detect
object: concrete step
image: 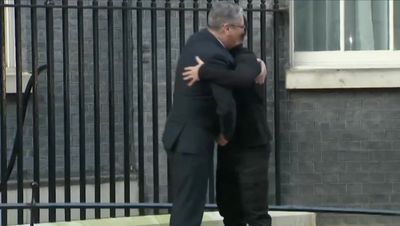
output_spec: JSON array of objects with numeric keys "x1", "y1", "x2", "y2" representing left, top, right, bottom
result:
[{"x1": 18, "y1": 211, "x2": 316, "y2": 226}]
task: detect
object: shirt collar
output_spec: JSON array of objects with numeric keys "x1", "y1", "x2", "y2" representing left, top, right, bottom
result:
[
  {"x1": 206, "y1": 28, "x2": 226, "y2": 48},
  {"x1": 215, "y1": 37, "x2": 225, "y2": 48}
]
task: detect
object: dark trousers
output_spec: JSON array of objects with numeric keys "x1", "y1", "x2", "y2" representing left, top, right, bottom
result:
[
  {"x1": 216, "y1": 144, "x2": 271, "y2": 226},
  {"x1": 168, "y1": 145, "x2": 213, "y2": 226}
]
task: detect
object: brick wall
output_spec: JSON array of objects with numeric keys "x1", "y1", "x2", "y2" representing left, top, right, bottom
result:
[{"x1": 276, "y1": 3, "x2": 400, "y2": 225}]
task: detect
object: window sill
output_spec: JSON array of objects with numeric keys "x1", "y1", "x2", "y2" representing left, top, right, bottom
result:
[
  {"x1": 5, "y1": 67, "x2": 31, "y2": 94},
  {"x1": 286, "y1": 68, "x2": 400, "y2": 89}
]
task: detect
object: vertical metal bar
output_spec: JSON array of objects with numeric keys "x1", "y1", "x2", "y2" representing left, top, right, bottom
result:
[
  {"x1": 206, "y1": 1, "x2": 215, "y2": 202},
  {"x1": 62, "y1": 0, "x2": 71, "y2": 221},
  {"x1": 136, "y1": 0, "x2": 145, "y2": 216},
  {"x1": 0, "y1": 0, "x2": 8, "y2": 224},
  {"x1": 208, "y1": 159, "x2": 215, "y2": 203},
  {"x1": 206, "y1": 0, "x2": 216, "y2": 193},
  {"x1": 14, "y1": 0, "x2": 23, "y2": 223},
  {"x1": 179, "y1": 0, "x2": 185, "y2": 53},
  {"x1": 92, "y1": 0, "x2": 101, "y2": 219},
  {"x1": 45, "y1": 0, "x2": 56, "y2": 222},
  {"x1": 107, "y1": 0, "x2": 116, "y2": 218},
  {"x1": 164, "y1": 0, "x2": 172, "y2": 206},
  {"x1": 122, "y1": 0, "x2": 131, "y2": 217},
  {"x1": 260, "y1": 0, "x2": 267, "y2": 108},
  {"x1": 273, "y1": 0, "x2": 281, "y2": 205},
  {"x1": 206, "y1": 0, "x2": 216, "y2": 206},
  {"x1": 247, "y1": 0, "x2": 253, "y2": 51},
  {"x1": 165, "y1": 0, "x2": 172, "y2": 114},
  {"x1": 30, "y1": 182, "x2": 39, "y2": 225},
  {"x1": 150, "y1": 0, "x2": 159, "y2": 215},
  {"x1": 260, "y1": 0, "x2": 266, "y2": 62},
  {"x1": 207, "y1": 0, "x2": 212, "y2": 16},
  {"x1": 77, "y1": 0, "x2": 86, "y2": 220},
  {"x1": 31, "y1": 0, "x2": 40, "y2": 222},
  {"x1": 193, "y1": 0, "x2": 199, "y2": 33}
]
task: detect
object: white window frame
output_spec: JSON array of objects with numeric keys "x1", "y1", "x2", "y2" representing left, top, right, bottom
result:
[
  {"x1": 4, "y1": 0, "x2": 16, "y2": 70},
  {"x1": 290, "y1": 0, "x2": 400, "y2": 69},
  {"x1": 4, "y1": 0, "x2": 30, "y2": 93}
]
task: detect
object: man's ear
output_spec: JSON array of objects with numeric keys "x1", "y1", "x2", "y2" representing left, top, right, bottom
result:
[{"x1": 222, "y1": 23, "x2": 230, "y2": 32}]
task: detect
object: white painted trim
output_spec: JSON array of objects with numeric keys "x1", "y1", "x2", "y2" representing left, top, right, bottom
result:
[
  {"x1": 293, "y1": 51, "x2": 400, "y2": 69},
  {"x1": 3, "y1": 0, "x2": 31, "y2": 94},
  {"x1": 340, "y1": 0, "x2": 345, "y2": 51},
  {"x1": 4, "y1": 0, "x2": 15, "y2": 69},
  {"x1": 289, "y1": 0, "x2": 294, "y2": 68},
  {"x1": 5, "y1": 68, "x2": 31, "y2": 94},
  {"x1": 389, "y1": 0, "x2": 395, "y2": 50},
  {"x1": 286, "y1": 68, "x2": 400, "y2": 89}
]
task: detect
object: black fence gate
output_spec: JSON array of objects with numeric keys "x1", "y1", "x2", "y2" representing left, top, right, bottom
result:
[
  {"x1": 2, "y1": 1, "x2": 400, "y2": 226},
  {"x1": 0, "y1": 0, "x2": 285, "y2": 225}
]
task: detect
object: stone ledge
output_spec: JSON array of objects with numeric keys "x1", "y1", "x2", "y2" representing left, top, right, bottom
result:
[
  {"x1": 20, "y1": 211, "x2": 316, "y2": 226},
  {"x1": 286, "y1": 68, "x2": 400, "y2": 89}
]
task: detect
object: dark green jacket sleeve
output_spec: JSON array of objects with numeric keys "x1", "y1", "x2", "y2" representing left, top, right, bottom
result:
[{"x1": 199, "y1": 48, "x2": 261, "y2": 88}]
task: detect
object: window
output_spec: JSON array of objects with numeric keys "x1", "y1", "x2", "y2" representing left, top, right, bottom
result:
[
  {"x1": 396, "y1": 0, "x2": 400, "y2": 49},
  {"x1": 4, "y1": 0, "x2": 16, "y2": 71},
  {"x1": 290, "y1": 0, "x2": 400, "y2": 69},
  {"x1": 3, "y1": 0, "x2": 30, "y2": 93}
]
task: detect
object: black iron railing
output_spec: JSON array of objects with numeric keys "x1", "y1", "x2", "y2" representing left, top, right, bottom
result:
[
  {"x1": 0, "y1": 0, "x2": 355, "y2": 225},
  {"x1": 2, "y1": 1, "x2": 400, "y2": 226}
]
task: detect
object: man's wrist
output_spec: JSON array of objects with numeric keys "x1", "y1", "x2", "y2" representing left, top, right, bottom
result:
[{"x1": 198, "y1": 66, "x2": 206, "y2": 80}]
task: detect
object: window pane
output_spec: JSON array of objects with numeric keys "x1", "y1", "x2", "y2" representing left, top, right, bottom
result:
[
  {"x1": 396, "y1": 1, "x2": 400, "y2": 50},
  {"x1": 345, "y1": 0, "x2": 389, "y2": 50},
  {"x1": 294, "y1": 0, "x2": 340, "y2": 51}
]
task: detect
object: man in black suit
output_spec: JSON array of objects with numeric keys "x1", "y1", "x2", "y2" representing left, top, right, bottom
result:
[
  {"x1": 162, "y1": 2, "x2": 246, "y2": 226},
  {"x1": 182, "y1": 23, "x2": 272, "y2": 226}
]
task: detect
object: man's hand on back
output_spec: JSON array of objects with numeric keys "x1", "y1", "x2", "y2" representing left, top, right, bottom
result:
[
  {"x1": 182, "y1": 56, "x2": 204, "y2": 86},
  {"x1": 255, "y1": 58, "x2": 267, "y2": 85},
  {"x1": 217, "y1": 134, "x2": 229, "y2": 146}
]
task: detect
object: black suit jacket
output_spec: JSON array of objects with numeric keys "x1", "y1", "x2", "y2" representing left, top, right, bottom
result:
[
  {"x1": 162, "y1": 29, "x2": 236, "y2": 154},
  {"x1": 199, "y1": 46, "x2": 272, "y2": 148}
]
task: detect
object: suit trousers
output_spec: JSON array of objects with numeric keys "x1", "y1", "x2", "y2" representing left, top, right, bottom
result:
[
  {"x1": 168, "y1": 144, "x2": 213, "y2": 226},
  {"x1": 216, "y1": 144, "x2": 271, "y2": 226}
]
